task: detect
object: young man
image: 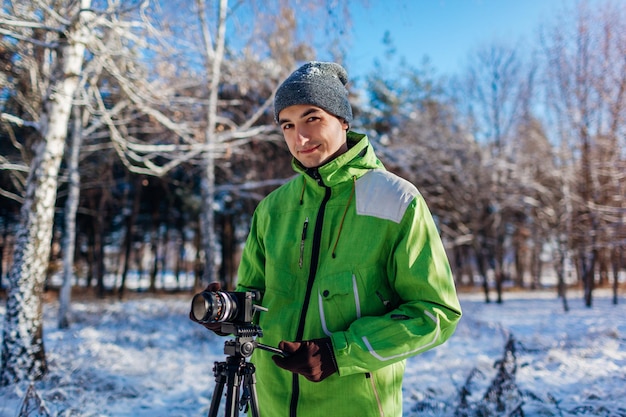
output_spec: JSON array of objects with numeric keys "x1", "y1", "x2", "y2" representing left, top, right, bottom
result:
[{"x1": 194, "y1": 61, "x2": 462, "y2": 417}]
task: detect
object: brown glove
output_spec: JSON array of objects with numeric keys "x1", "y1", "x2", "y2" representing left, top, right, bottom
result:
[
  {"x1": 272, "y1": 338, "x2": 338, "y2": 382},
  {"x1": 188, "y1": 282, "x2": 227, "y2": 335}
]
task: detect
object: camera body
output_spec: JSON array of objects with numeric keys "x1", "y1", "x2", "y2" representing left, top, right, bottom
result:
[{"x1": 191, "y1": 290, "x2": 260, "y2": 325}]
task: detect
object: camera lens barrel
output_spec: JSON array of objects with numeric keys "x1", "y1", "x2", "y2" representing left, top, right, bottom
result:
[{"x1": 191, "y1": 291, "x2": 238, "y2": 323}]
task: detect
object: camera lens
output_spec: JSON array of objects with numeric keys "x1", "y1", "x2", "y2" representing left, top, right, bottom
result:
[{"x1": 191, "y1": 291, "x2": 238, "y2": 323}]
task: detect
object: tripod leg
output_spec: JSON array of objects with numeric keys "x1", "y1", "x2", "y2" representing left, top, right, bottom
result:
[
  {"x1": 242, "y1": 363, "x2": 261, "y2": 417},
  {"x1": 224, "y1": 361, "x2": 243, "y2": 417},
  {"x1": 207, "y1": 362, "x2": 226, "y2": 417}
]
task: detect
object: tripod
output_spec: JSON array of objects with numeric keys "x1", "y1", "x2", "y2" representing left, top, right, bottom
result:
[{"x1": 207, "y1": 323, "x2": 284, "y2": 417}]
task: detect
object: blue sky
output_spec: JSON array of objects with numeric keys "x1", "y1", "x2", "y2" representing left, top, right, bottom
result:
[{"x1": 344, "y1": 0, "x2": 569, "y2": 79}]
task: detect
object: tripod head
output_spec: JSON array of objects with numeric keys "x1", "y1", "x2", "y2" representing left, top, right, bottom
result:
[{"x1": 220, "y1": 323, "x2": 285, "y2": 358}]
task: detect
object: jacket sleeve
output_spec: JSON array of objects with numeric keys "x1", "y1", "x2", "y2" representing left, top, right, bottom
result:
[
  {"x1": 235, "y1": 209, "x2": 266, "y2": 294},
  {"x1": 331, "y1": 195, "x2": 462, "y2": 376}
]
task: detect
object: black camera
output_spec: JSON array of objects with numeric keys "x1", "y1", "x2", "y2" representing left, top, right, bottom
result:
[{"x1": 191, "y1": 290, "x2": 261, "y2": 325}]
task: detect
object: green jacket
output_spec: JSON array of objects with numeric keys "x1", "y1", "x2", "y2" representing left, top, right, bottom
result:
[{"x1": 236, "y1": 132, "x2": 462, "y2": 417}]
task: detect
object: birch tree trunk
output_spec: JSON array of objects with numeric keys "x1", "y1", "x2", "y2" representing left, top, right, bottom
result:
[
  {"x1": 0, "y1": 1, "x2": 92, "y2": 384},
  {"x1": 196, "y1": 0, "x2": 228, "y2": 286},
  {"x1": 58, "y1": 105, "x2": 84, "y2": 329}
]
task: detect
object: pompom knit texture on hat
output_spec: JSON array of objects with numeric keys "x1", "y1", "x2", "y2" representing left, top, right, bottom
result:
[{"x1": 274, "y1": 61, "x2": 353, "y2": 123}]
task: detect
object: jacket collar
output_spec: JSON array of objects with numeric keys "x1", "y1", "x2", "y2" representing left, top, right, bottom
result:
[{"x1": 292, "y1": 132, "x2": 384, "y2": 187}]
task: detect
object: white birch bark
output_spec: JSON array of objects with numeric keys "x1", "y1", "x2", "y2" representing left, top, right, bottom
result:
[
  {"x1": 58, "y1": 105, "x2": 84, "y2": 329},
  {"x1": 196, "y1": 0, "x2": 228, "y2": 286},
  {"x1": 0, "y1": 0, "x2": 93, "y2": 384}
]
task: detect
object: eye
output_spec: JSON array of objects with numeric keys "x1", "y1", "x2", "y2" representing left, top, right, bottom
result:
[{"x1": 281, "y1": 123, "x2": 293, "y2": 130}]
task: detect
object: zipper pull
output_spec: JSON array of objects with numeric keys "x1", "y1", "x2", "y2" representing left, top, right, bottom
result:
[
  {"x1": 299, "y1": 217, "x2": 309, "y2": 268},
  {"x1": 376, "y1": 291, "x2": 392, "y2": 311}
]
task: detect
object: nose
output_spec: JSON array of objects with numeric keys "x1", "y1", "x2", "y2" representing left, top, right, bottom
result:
[{"x1": 294, "y1": 125, "x2": 310, "y2": 146}]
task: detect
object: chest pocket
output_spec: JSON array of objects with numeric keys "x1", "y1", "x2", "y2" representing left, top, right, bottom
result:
[{"x1": 317, "y1": 273, "x2": 360, "y2": 335}]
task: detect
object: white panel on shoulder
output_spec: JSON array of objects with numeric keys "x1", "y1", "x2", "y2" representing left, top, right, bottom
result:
[{"x1": 355, "y1": 170, "x2": 420, "y2": 223}]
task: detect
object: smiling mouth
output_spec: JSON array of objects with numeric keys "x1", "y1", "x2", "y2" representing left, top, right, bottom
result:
[{"x1": 299, "y1": 145, "x2": 320, "y2": 154}]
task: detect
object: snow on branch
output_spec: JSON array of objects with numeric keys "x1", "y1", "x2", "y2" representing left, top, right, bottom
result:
[{"x1": 1, "y1": 113, "x2": 40, "y2": 130}]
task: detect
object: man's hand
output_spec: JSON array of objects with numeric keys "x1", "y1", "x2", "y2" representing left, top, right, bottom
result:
[{"x1": 272, "y1": 338, "x2": 338, "y2": 382}]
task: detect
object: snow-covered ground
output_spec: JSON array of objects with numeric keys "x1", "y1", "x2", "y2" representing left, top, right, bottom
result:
[{"x1": 0, "y1": 288, "x2": 624, "y2": 416}]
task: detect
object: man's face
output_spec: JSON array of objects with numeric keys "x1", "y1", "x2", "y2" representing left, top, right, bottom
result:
[{"x1": 278, "y1": 105, "x2": 349, "y2": 169}]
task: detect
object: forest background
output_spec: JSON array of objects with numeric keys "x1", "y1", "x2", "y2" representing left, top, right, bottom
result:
[{"x1": 0, "y1": 0, "x2": 624, "y2": 397}]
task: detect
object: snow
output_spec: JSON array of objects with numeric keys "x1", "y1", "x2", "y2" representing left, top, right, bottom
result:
[{"x1": 1, "y1": 288, "x2": 625, "y2": 416}]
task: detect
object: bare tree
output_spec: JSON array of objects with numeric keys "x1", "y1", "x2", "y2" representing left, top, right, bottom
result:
[
  {"x1": 455, "y1": 41, "x2": 532, "y2": 303},
  {"x1": 0, "y1": 0, "x2": 199, "y2": 382},
  {"x1": 540, "y1": 0, "x2": 626, "y2": 307},
  {"x1": 0, "y1": 0, "x2": 94, "y2": 384},
  {"x1": 466, "y1": 42, "x2": 525, "y2": 151}
]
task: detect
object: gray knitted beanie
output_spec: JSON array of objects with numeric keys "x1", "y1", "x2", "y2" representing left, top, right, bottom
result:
[{"x1": 274, "y1": 61, "x2": 353, "y2": 124}]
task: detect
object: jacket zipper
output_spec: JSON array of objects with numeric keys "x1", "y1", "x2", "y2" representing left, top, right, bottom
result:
[
  {"x1": 366, "y1": 373, "x2": 385, "y2": 417},
  {"x1": 298, "y1": 217, "x2": 309, "y2": 269},
  {"x1": 290, "y1": 173, "x2": 331, "y2": 417}
]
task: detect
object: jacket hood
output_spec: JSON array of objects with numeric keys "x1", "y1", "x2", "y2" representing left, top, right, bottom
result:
[{"x1": 291, "y1": 132, "x2": 385, "y2": 187}]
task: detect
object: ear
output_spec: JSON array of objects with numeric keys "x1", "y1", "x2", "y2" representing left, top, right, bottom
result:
[{"x1": 342, "y1": 119, "x2": 350, "y2": 131}]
